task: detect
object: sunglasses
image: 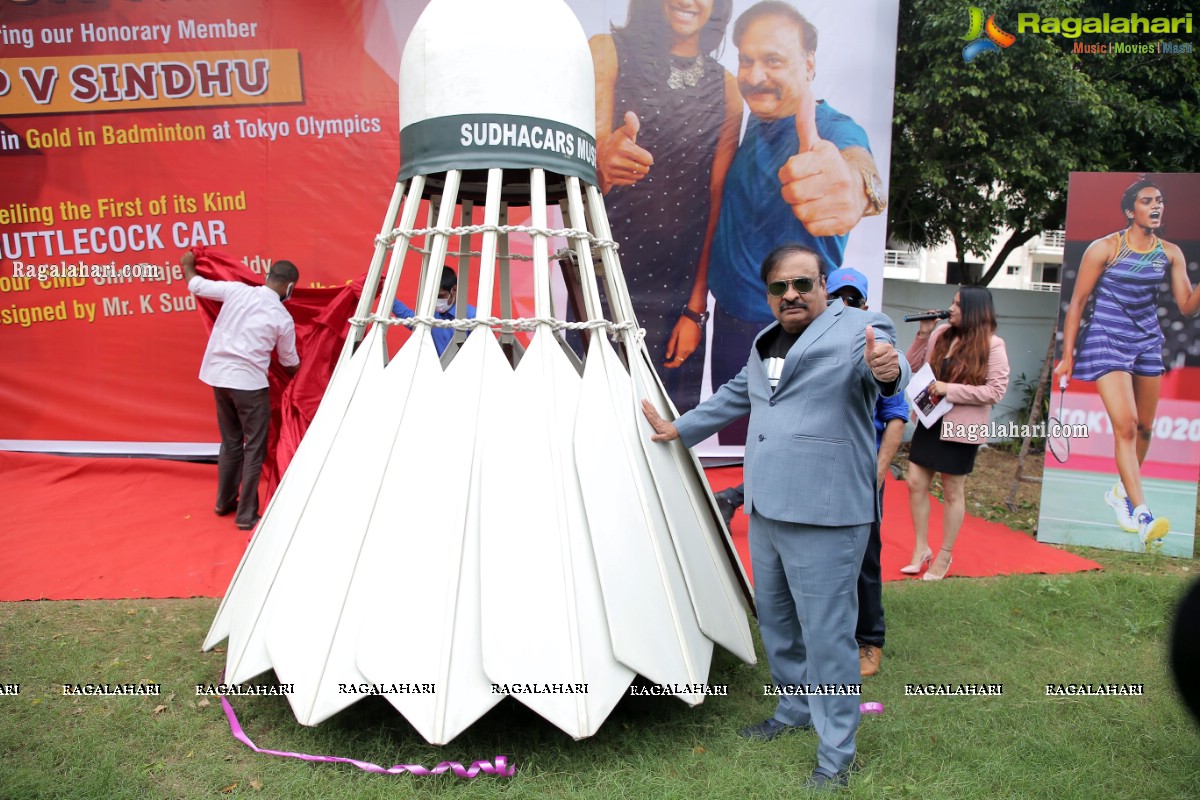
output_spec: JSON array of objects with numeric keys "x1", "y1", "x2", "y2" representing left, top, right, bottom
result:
[
  {"x1": 766, "y1": 277, "x2": 817, "y2": 297},
  {"x1": 829, "y1": 295, "x2": 864, "y2": 308}
]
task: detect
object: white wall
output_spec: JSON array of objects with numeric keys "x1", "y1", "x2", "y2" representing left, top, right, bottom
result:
[{"x1": 881, "y1": 280, "x2": 1061, "y2": 437}]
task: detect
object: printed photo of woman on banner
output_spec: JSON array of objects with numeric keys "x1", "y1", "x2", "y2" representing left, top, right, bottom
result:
[
  {"x1": 589, "y1": 0, "x2": 741, "y2": 415},
  {"x1": 1038, "y1": 172, "x2": 1200, "y2": 558}
]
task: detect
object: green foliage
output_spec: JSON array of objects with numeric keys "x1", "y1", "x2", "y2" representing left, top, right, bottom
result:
[
  {"x1": 889, "y1": 0, "x2": 1200, "y2": 285},
  {"x1": 1015, "y1": 371, "x2": 1051, "y2": 427}
]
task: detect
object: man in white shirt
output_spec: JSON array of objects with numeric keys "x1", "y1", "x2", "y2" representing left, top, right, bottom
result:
[{"x1": 183, "y1": 250, "x2": 301, "y2": 530}]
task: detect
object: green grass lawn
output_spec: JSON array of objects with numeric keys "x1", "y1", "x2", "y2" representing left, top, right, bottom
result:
[{"x1": 2, "y1": 548, "x2": 1198, "y2": 800}]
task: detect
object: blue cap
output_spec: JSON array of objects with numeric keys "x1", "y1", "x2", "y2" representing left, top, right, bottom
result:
[{"x1": 826, "y1": 267, "x2": 869, "y2": 302}]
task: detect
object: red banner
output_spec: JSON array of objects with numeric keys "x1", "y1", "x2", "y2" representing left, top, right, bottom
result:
[
  {"x1": 0, "y1": 0, "x2": 400, "y2": 451},
  {"x1": 1, "y1": 0, "x2": 900, "y2": 455}
]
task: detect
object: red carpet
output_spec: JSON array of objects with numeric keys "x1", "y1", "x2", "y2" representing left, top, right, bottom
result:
[
  {"x1": 1, "y1": 451, "x2": 251, "y2": 601},
  {"x1": 1, "y1": 453, "x2": 1099, "y2": 602},
  {"x1": 704, "y1": 466, "x2": 1100, "y2": 584}
]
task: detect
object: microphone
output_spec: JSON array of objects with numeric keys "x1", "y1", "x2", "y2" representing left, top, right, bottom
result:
[{"x1": 903, "y1": 310, "x2": 950, "y2": 322}]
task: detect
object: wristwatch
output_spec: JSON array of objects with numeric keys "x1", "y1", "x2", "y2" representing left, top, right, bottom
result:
[
  {"x1": 861, "y1": 168, "x2": 886, "y2": 217},
  {"x1": 680, "y1": 306, "x2": 709, "y2": 328}
]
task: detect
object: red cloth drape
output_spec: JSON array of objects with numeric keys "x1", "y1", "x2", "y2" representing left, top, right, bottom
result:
[{"x1": 190, "y1": 247, "x2": 371, "y2": 501}]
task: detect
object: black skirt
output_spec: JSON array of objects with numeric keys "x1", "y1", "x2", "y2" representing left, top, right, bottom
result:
[{"x1": 909, "y1": 419, "x2": 980, "y2": 476}]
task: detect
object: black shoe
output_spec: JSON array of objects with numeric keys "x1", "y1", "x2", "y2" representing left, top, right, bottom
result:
[
  {"x1": 214, "y1": 503, "x2": 237, "y2": 517},
  {"x1": 714, "y1": 489, "x2": 741, "y2": 527},
  {"x1": 803, "y1": 769, "x2": 850, "y2": 791},
  {"x1": 738, "y1": 717, "x2": 807, "y2": 741},
  {"x1": 236, "y1": 516, "x2": 261, "y2": 531}
]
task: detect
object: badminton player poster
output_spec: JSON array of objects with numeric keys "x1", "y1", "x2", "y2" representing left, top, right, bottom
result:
[{"x1": 1037, "y1": 172, "x2": 1200, "y2": 559}]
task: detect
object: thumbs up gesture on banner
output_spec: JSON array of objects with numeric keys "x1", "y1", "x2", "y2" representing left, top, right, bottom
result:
[
  {"x1": 598, "y1": 111, "x2": 654, "y2": 190},
  {"x1": 777, "y1": 91, "x2": 869, "y2": 237}
]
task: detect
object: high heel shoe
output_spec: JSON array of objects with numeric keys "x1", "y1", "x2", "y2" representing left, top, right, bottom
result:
[
  {"x1": 900, "y1": 548, "x2": 932, "y2": 575},
  {"x1": 922, "y1": 549, "x2": 954, "y2": 581}
]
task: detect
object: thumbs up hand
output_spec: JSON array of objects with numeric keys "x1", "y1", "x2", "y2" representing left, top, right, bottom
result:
[
  {"x1": 864, "y1": 325, "x2": 900, "y2": 383},
  {"x1": 777, "y1": 90, "x2": 869, "y2": 237},
  {"x1": 598, "y1": 111, "x2": 654, "y2": 191}
]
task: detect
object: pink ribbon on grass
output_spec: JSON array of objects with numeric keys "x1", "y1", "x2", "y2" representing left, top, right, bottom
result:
[{"x1": 220, "y1": 692, "x2": 515, "y2": 777}]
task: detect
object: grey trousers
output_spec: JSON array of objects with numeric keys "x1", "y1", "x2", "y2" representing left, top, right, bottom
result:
[{"x1": 750, "y1": 513, "x2": 869, "y2": 776}]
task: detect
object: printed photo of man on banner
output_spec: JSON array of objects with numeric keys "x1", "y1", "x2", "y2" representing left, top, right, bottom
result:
[
  {"x1": 1037, "y1": 172, "x2": 1200, "y2": 558},
  {"x1": 577, "y1": 0, "x2": 898, "y2": 455}
]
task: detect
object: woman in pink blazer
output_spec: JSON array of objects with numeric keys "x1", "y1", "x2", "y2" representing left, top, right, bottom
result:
[{"x1": 903, "y1": 286, "x2": 1010, "y2": 580}]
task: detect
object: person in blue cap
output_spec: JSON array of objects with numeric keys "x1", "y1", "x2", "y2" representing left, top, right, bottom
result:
[{"x1": 713, "y1": 266, "x2": 907, "y2": 678}]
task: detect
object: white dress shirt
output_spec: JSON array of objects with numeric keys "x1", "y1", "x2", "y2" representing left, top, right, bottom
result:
[{"x1": 189, "y1": 276, "x2": 299, "y2": 390}]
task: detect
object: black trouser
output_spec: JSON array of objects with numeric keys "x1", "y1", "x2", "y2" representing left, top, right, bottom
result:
[
  {"x1": 711, "y1": 305, "x2": 769, "y2": 446},
  {"x1": 720, "y1": 481, "x2": 886, "y2": 647},
  {"x1": 213, "y1": 386, "x2": 270, "y2": 526},
  {"x1": 855, "y1": 483, "x2": 886, "y2": 649}
]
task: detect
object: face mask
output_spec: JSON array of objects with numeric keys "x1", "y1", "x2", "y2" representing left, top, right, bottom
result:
[
  {"x1": 435, "y1": 298, "x2": 451, "y2": 314},
  {"x1": 282, "y1": 282, "x2": 294, "y2": 302}
]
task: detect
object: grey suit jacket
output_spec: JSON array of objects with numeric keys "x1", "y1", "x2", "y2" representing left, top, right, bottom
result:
[{"x1": 675, "y1": 301, "x2": 911, "y2": 527}]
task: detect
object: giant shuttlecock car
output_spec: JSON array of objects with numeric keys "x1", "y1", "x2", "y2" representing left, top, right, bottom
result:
[{"x1": 203, "y1": 0, "x2": 755, "y2": 745}]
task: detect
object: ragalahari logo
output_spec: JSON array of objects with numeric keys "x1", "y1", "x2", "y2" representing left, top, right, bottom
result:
[{"x1": 961, "y1": 7, "x2": 1017, "y2": 62}]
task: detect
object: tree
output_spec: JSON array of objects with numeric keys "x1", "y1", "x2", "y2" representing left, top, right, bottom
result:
[{"x1": 888, "y1": 0, "x2": 1200, "y2": 285}]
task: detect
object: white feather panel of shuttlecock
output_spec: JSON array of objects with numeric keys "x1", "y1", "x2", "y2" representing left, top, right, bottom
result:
[{"x1": 203, "y1": 0, "x2": 754, "y2": 746}]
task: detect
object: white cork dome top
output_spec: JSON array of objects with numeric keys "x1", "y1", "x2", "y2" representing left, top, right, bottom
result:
[{"x1": 397, "y1": 0, "x2": 597, "y2": 183}]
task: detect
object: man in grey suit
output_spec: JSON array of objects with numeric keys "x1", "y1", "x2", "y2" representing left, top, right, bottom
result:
[{"x1": 642, "y1": 243, "x2": 909, "y2": 791}]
